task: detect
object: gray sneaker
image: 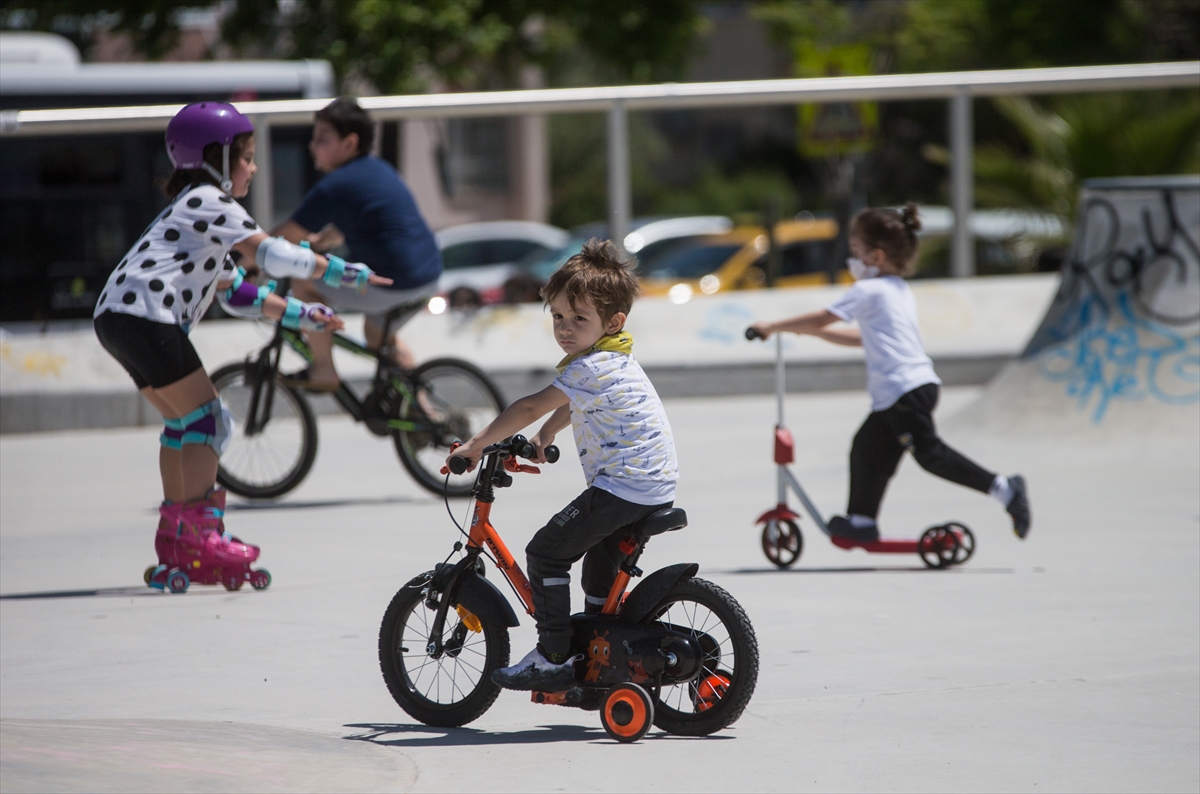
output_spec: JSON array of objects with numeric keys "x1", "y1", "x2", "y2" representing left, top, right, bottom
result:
[
  {"x1": 1006, "y1": 475, "x2": 1031, "y2": 539},
  {"x1": 491, "y1": 646, "x2": 581, "y2": 692}
]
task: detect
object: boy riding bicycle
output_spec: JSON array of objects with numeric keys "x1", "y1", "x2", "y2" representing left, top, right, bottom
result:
[{"x1": 449, "y1": 239, "x2": 678, "y2": 692}]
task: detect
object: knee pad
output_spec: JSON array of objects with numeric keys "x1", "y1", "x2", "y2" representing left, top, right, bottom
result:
[{"x1": 161, "y1": 398, "x2": 233, "y2": 455}]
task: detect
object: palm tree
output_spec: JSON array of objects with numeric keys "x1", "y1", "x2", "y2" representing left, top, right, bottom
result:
[{"x1": 924, "y1": 92, "x2": 1200, "y2": 224}]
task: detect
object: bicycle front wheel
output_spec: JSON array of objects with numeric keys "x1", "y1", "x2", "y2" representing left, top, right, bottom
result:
[
  {"x1": 379, "y1": 571, "x2": 510, "y2": 727},
  {"x1": 392, "y1": 358, "x2": 505, "y2": 497},
  {"x1": 212, "y1": 362, "x2": 318, "y2": 499}
]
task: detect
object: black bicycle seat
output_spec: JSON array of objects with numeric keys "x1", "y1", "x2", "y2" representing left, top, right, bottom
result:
[{"x1": 635, "y1": 508, "x2": 688, "y2": 537}]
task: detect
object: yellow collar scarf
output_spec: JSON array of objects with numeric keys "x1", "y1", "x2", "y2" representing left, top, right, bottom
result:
[{"x1": 556, "y1": 331, "x2": 634, "y2": 374}]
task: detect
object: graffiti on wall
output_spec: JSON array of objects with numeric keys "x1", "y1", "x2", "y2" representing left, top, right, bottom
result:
[{"x1": 1025, "y1": 183, "x2": 1200, "y2": 423}]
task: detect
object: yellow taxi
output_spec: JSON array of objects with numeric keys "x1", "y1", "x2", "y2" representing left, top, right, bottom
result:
[{"x1": 638, "y1": 218, "x2": 847, "y2": 301}]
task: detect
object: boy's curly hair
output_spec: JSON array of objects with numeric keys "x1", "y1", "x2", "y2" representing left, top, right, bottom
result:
[{"x1": 541, "y1": 238, "x2": 641, "y2": 323}]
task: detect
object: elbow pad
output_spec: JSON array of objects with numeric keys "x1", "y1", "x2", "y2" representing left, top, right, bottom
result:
[
  {"x1": 256, "y1": 236, "x2": 317, "y2": 280},
  {"x1": 218, "y1": 267, "x2": 275, "y2": 319}
]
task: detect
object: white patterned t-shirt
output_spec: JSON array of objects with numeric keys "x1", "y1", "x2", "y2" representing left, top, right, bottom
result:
[
  {"x1": 93, "y1": 184, "x2": 261, "y2": 330},
  {"x1": 552, "y1": 350, "x2": 678, "y2": 505}
]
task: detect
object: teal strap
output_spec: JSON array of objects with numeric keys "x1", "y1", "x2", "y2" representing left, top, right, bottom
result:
[
  {"x1": 281, "y1": 297, "x2": 304, "y2": 329},
  {"x1": 354, "y1": 266, "x2": 369, "y2": 290},
  {"x1": 175, "y1": 402, "x2": 212, "y2": 427},
  {"x1": 299, "y1": 240, "x2": 311, "y2": 249},
  {"x1": 322, "y1": 255, "x2": 346, "y2": 287},
  {"x1": 159, "y1": 434, "x2": 183, "y2": 449}
]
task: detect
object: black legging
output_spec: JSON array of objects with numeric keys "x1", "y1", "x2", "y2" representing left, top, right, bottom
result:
[{"x1": 848, "y1": 383, "x2": 995, "y2": 518}]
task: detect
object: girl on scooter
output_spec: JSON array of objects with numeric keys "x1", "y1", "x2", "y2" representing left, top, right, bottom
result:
[
  {"x1": 748, "y1": 203, "x2": 1030, "y2": 544},
  {"x1": 93, "y1": 101, "x2": 390, "y2": 590}
]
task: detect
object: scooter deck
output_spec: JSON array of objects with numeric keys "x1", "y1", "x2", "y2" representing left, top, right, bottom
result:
[{"x1": 829, "y1": 536, "x2": 919, "y2": 554}]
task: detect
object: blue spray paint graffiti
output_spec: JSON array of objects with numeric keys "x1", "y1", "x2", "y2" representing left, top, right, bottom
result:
[
  {"x1": 1025, "y1": 183, "x2": 1200, "y2": 423},
  {"x1": 1038, "y1": 291, "x2": 1200, "y2": 423}
]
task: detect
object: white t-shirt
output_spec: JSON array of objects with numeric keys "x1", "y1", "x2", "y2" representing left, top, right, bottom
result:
[
  {"x1": 552, "y1": 350, "x2": 678, "y2": 505},
  {"x1": 94, "y1": 184, "x2": 261, "y2": 330},
  {"x1": 826, "y1": 275, "x2": 940, "y2": 411}
]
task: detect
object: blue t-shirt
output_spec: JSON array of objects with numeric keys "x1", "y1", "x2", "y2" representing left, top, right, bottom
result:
[{"x1": 290, "y1": 155, "x2": 442, "y2": 290}]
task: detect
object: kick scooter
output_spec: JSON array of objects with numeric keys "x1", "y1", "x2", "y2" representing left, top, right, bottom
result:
[{"x1": 744, "y1": 327, "x2": 975, "y2": 570}]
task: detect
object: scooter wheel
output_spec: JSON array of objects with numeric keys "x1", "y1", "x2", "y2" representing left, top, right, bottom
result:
[
  {"x1": 918, "y1": 526, "x2": 960, "y2": 569},
  {"x1": 761, "y1": 519, "x2": 802, "y2": 568},
  {"x1": 601, "y1": 683, "x2": 654, "y2": 743},
  {"x1": 223, "y1": 574, "x2": 244, "y2": 592},
  {"x1": 945, "y1": 522, "x2": 975, "y2": 565},
  {"x1": 166, "y1": 570, "x2": 190, "y2": 594},
  {"x1": 250, "y1": 569, "x2": 271, "y2": 590}
]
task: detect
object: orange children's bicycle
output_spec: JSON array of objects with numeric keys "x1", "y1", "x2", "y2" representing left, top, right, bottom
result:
[{"x1": 377, "y1": 435, "x2": 759, "y2": 743}]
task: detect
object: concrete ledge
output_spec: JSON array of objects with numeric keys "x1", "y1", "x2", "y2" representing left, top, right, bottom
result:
[{"x1": 0, "y1": 354, "x2": 1012, "y2": 433}]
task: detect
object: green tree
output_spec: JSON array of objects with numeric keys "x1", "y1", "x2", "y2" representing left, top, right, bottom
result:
[
  {"x1": 3, "y1": 0, "x2": 706, "y2": 93},
  {"x1": 924, "y1": 92, "x2": 1200, "y2": 220}
]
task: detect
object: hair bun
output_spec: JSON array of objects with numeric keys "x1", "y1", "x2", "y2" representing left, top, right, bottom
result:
[{"x1": 901, "y1": 202, "x2": 922, "y2": 233}]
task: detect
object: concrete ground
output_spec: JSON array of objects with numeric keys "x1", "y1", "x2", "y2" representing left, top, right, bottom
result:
[{"x1": 2, "y1": 387, "x2": 1197, "y2": 793}]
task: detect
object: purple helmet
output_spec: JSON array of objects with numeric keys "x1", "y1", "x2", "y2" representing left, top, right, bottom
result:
[{"x1": 165, "y1": 102, "x2": 254, "y2": 170}]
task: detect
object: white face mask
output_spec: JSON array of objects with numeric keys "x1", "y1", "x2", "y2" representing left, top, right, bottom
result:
[{"x1": 847, "y1": 257, "x2": 880, "y2": 281}]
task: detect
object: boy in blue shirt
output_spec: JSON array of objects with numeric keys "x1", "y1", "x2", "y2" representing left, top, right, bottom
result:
[
  {"x1": 450, "y1": 239, "x2": 679, "y2": 692},
  {"x1": 274, "y1": 98, "x2": 442, "y2": 388}
]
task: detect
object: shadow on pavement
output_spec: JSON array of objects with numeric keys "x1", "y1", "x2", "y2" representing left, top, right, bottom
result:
[
  {"x1": 344, "y1": 722, "x2": 604, "y2": 746},
  {"x1": 715, "y1": 566, "x2": 1016, "y2": 575},
  {"x1": 344, "y1": 721, "x2": 734, "y2": 746},
  {"x1": 0, "y1": 586, "x2": 224, "y2": 600}
]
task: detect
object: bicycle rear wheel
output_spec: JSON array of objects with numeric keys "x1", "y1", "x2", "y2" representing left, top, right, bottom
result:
[
  {"x1": 392, "y1": 358, "x2": 505, "y2": 497},
  {"x1": 212, "y1": 362, "x2": 318, "y2": 499},
  {"x1": 648, "y1": 577, "x2": 759, "y2": 736}
]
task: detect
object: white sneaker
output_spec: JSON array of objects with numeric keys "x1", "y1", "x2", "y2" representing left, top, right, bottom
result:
[{"x1": 491, "y1": 646, "x2": 581, "y2": 692}]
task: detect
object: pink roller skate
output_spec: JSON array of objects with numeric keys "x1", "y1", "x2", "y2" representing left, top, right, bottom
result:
[{"x1": 145, "y1": 490, "x2": 270, "y2": 594}]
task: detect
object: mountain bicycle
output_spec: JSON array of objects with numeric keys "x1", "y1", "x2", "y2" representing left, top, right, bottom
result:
[
  {"x1": 210, "y1": 300, "x2": 506, "y2": 499},
  {"x1": 377, "y1": 435, "x2": 759, "y2": 743}
]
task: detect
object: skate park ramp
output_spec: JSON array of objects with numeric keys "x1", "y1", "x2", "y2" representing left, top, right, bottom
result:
[{"x1": 952, "y1": 176, "x2": 1200, "y2": 445}]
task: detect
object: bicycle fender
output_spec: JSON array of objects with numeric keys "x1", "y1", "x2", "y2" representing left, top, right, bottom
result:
[
  {"x1": 453, "y1": 570, "x2": 520, "y2": 628},
  {"x1": 620, "y1": 562, "x2": 699, "y2": 624}
]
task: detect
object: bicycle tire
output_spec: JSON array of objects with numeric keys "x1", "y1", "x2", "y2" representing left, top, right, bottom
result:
[
  {"x1": 647, "y1": 577, "x2": 759, "y2": 736},
  {"x1": 379, "y1": 571, "x2": 510, "y2": 727},
  {"x1": 211, "y1": 361, "x2": 319, "y2": 499},
  {"x1": 392, "y1": 358, "x2": 506, "y2": 497}
]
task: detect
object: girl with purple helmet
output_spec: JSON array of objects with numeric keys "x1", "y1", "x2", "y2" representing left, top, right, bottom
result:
[{"x1": 93, "y1": 101, "x2": 392, "y2": 592}]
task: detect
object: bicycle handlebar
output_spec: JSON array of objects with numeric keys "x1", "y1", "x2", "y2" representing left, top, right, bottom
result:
[
  {"x1": 446, "y1": 434, "x2": 559, "y2": 475},
  {"x1": 745, "y1": 326, "x2": 764, "y2": 341}
]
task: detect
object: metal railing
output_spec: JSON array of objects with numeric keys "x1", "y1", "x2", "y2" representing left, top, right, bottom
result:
[{"x1": 4, "y1": 61, "x2": 1197, "y2": 276}]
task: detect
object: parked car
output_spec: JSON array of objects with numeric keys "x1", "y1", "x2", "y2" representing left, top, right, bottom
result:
[
  {"x1": 435, "y1": 221, "x2": 570, "y2": 306},
  {"x1": 638, "y1": 217, "x2": 842, "y2": 301},
  {"x1": 517, "y1": 216, "x2": 735, "y2": 285}
]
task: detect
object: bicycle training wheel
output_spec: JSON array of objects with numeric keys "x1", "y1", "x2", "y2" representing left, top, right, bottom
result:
[
  {"x1": 378, "y1": 571, "x2": 510, "y2": 727},
  {"x1": 647, "y1": 577, "x2": 759, "y2": 736},
  {"x1": 392, "y1": 358, "x2": 505, "y2": 497},
  {"x1": 211, "y1": 362, "x2": 318, "y2": 499}
]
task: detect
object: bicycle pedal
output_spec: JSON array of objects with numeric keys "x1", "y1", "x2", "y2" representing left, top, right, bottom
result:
[{"x1": 531, "y1": 688, "x2": 583, "y2": 706}]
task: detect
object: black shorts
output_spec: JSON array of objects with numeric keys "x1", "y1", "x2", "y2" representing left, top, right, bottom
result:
[{"x1": 94, "y1": 311, "x2": 204, "y2": 390}]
